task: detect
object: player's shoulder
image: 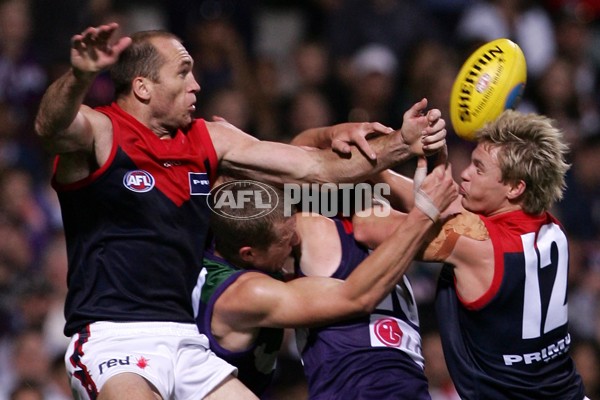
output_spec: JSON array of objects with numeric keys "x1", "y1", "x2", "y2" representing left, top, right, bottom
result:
[
  {"x1": 445, "y1": 210, "x2": 489, "y2": 240},
  {"x1": 225, "y1": 271, "x2": 283, "y2": 306},
  {"x1": 205, "y1": 119, "x2": 259, "y2": 158},
  {"x1": 84, "y1": 104, "x2": 112, "y2": 128},
  {"x1": 296, "y1": 212, "x2": 337, "y2": 239},
  {"x1": 205, "y1": 119, "x2": 255, "y2": 138}
]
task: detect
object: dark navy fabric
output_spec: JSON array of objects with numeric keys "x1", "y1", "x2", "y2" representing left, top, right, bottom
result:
[
  {"x1": 436, "y1": 210, "x2": 585, "y2": 399},
  {"x1": 57, "y1": 103, "x2": 217, "y2": 336},
  {"x1": 296, "y1": 218, "x2": 431, "y2": 400}
]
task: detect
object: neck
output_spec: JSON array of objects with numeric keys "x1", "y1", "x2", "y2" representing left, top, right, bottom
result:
[{"x1": 116, "y1": 97, "x2": 174, "y2": 139}]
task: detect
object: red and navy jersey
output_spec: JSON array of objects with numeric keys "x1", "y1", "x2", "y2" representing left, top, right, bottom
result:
[
  {"x1": 55, "y1": 103, "x2": 218, "y2": 337},
  {"x1": 436, "y1": 210, "x2": 585, "y2": 399},
  {"x1": 195, "y1": 251, "x2": 284, "y2": 396},
  {"x1": 296, "y1": 218, "x2": 431, "y2": 400}
]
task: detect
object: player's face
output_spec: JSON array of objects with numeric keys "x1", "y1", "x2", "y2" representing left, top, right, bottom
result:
[
  {"x1": 459, "y1": 143, "x2": 514, "y2": 216},
  {"x1": 252, "y1": 217, "x2": 299, "y2": 273},
  {"x1": 150, "y1": 37, "x2": 200, "y2": 131}
]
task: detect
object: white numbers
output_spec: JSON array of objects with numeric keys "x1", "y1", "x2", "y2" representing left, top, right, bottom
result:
[{"x1": 521, "y1": 223, "x2": 569, "y2": 339}]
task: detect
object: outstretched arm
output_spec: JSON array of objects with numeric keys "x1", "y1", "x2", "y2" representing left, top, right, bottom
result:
[
  {"x1": 291, "y1": 98, "x2": 446, "y2": 158},
  {"x1": 211, "y1": 98, "x2": 447, "y2": 185},
  {"x1": 216, "y1": 163, "x2": 458, "y2": 329},
  {"x1": 35, "y1": 23, "x2": 131, "y2": 156},
  {"x1": 353, "y1": 176, "x2": 495, "y2": 304},
  {"x1": 290, "y1": 122, "x2": 394, "y2": 160}
]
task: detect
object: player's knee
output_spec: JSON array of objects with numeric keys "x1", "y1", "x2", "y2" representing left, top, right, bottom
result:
[
  {"x1": 204, "y1": 374, "x2": 258, "y2": 400},
  {"x1": 98, "y1": 373, "x2": 161, "y2": 400}
]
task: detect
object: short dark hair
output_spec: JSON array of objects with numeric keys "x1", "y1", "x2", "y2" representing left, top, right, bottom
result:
[
  {"x1": 209, "y1": 180, "x2": 289, "y2": 266},
  {"x1": 110, "y1": 30, "x2": 181, "y2": 98}
]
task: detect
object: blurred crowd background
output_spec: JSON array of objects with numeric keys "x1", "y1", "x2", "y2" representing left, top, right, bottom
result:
[{"x1": 0, "y1": 0, "x2": 599, "y2": 399}]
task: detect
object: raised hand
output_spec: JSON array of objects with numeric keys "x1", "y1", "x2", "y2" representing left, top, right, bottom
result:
[
  {"x1": 70, "y1": 23, "x2": 132, "y2": 76},
  {"x1": 399, "y1": 98, "x2": 447, "y2": 157},
  {"x1": 329, "y1": 122, "x2": 394, "y2": 160}
]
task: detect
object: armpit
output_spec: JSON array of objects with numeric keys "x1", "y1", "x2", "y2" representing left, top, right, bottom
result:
[{"x1": 426, "y1": 211, "x2": 489, "y2": 261}]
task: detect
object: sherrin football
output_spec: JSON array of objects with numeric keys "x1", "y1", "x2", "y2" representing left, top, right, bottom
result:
[{"x1": 450, "y1": 38, "x2": 527, "y2": 141}]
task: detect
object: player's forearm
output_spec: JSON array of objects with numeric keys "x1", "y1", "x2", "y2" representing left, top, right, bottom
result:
[
  {"x1": 219, "y1": 127, "x2": 412, "y2": 185},
  {"x1": 290, "y1": 126, "x2": 331, "y2": 148},
  {"x1": 368, "y1": 169, "x2": 415, "y2": 212},
  {"x1": 315, "y1": 130, "x2": 412, "y2": 183},
  {"x1": 35, "y1": 68, "x2": 96, "y2": 139},
  {"x1": 344, "y1": 208, "x2": 433, "y2": 310}
]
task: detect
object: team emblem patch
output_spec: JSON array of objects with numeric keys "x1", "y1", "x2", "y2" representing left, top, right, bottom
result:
[
  {"x1": 189, "y1": 172, "x2": 210, "y2": 195},
  {"x1": 123, "y1": 170, "x2": 155, "y2": 193},
  {"x1": 374, "y1": 317, "x2": 403, "y2": 347}
]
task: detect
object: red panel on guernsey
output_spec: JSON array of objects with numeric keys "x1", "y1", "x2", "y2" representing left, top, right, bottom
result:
[
  {"x1": 458, "y1": 211, "x2": 559, "y2": 310},
  {"x1": 53, "y1": 103, "x2": 218, "y2": 206}
]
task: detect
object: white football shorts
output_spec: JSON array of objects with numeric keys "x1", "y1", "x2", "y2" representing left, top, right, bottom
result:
[{"x1": 65, "y1": 321, "x2": 237, "y2": 399}]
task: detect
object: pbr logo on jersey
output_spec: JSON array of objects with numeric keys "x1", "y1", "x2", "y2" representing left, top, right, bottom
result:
[
  {"x1": 189, "y1": 172, "x2": 210, "y2": 195},
  {"x1": 123, "y1": 170, "x2": 155, "y2": 193}
]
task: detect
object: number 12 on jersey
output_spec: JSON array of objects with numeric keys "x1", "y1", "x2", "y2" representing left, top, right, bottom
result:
[{"x1": 521, "y1": 223, "x2": 569, "y2": 339}]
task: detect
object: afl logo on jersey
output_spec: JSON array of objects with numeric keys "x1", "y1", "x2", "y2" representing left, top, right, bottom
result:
[{"x1": 123, "y1": 170, "x2": 155, "y2": 193}]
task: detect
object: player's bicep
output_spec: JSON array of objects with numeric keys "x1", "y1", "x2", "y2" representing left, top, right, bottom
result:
[
  {"x1": 216, "y1": 275, "x2": 286, "y2": 330},
  {"x1": 41, "y1": 105, "x2": 106, "y2": 155},
  {"x1": 238, "y1": 276, "x2": 355, "y2": 329},
  {"x1": 352, "y1": 207, "x2": 405, "y2": 249},
  {"x1": 272, "y1": 277, "x2": 363, "y2": 328},
  {"x1": 210, "y1": 121, "x2": 317, "y2": 184}
]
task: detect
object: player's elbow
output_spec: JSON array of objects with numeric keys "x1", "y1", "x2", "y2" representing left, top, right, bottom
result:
[
  {"x1": 355, "y1": 294, "x2": 379, "y2": 314},
  {"x1": 337, "y1": 285, "x2": 380, "y2": 316},
  {"x1": 34, "y1": 114, "x2": 51, "y2": 139},
  {"x1": 346, "y1": 292, "x2": 380, "y2": 315},
  {"x1": 302, "y1": 149, "x2": 361, "y2": 184},
  {"x1": 34, "y1": 117, "x2": 60, "y2": 154},
  {"x1": 301, "y1": 159, "x2": 334, "y2": 184}
]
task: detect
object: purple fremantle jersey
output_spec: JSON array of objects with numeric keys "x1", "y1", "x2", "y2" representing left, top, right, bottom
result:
[
  {"x1": 55, "y1": 103, "x2": 218, "y2": 336},
  {"x1": 195, "y1": 251, "x2": 284, "y2": 396},
  {"x1": 436, "y1": 210, "x2": 585, "y2": 399},
  {"x1": 296, "y1": 218, "x2": 431, "y2": 400}
]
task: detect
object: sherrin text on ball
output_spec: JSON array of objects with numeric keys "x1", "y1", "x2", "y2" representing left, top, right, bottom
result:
[{"x1": 450, "y1": 38, "x2": 527, "y2": 140}]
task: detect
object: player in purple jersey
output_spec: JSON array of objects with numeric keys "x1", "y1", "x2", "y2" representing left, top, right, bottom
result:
[
  {"x1": 34, "y1": 22, "x2": 449, "y2": 400},
  {"x1": 196, "y1": 169, "x2": 456, "y2": 397},
  {"x1": 357, "y1": 110, "x2": 588, "y2": 399}
]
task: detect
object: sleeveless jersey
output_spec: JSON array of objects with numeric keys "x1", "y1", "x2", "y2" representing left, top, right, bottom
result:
[
  {"x1": 296, "y1": 218, "x2": 430, "y2": 400},
  {"x1": 435, "y1": 210, "x2": 585, "y2": 399},
  {"x1": 55, "y1": 103, "x2": 218, "y2": 336},
  {"x1": 195, "y1": 251, "x2": 284, "y2": 396}
]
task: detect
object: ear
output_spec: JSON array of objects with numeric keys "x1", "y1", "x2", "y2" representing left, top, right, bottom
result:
[
  {"x1": 506, "y1": 180, "x2": 526, "y2": 200},
  {"x1": 132, "y1": 77, "x2": 152, "y2": 101},
  {"x1": 238, "y1": 246, "x2": 255, "y2": 263}
]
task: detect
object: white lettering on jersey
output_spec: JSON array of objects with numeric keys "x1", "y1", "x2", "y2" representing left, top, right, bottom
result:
[
  {"x1": 369, "y1": 277, "x2": 424, "y2": 368},
  {"x1": 503, "y1": 333, "x2": 571, "y2": 365}
]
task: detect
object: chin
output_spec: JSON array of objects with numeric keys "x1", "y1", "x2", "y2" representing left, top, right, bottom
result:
[
  {"x1": 461, "y1": 199, "x2": 477, "y2": 214},
  {"x1": 181, "y1": 117, "x2": 194, "y2": 131}
]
